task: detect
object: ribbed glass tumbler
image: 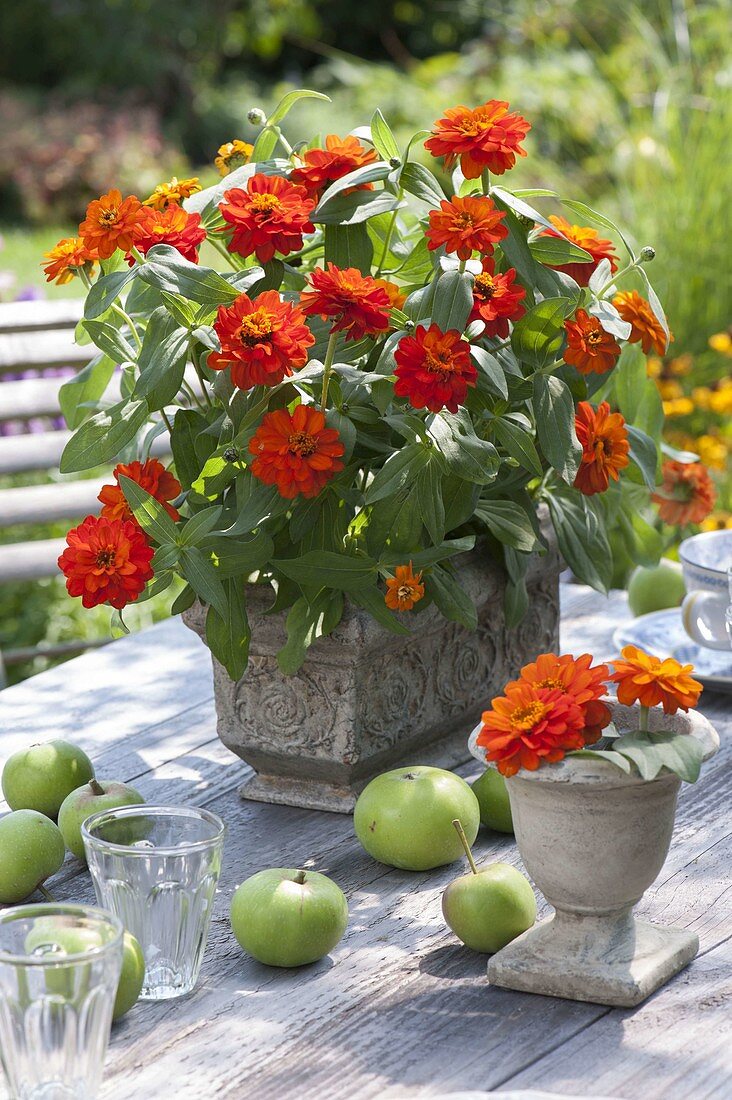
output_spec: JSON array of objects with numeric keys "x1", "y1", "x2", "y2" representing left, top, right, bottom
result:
[
  {"x1": 82, "y1": 805, "x2": 225, "y2": 1001},
  {"x1": 0, "y1": 903, "x2": 123, "y2": 1100}
]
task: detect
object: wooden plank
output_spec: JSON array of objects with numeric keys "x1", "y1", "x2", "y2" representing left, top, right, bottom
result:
[
  {"x1": 0, "y1": 478, "x2": 104, "y2": 527},
  {"x1": 0, "y1": 330, "x2": 90, "y2": 374},
  {"x1": 0, "y1": 299, "x2": 83, "y2": 334},
  {"x1": 0, "y1": 429, "x2": 169, "y2": 476},
  {"x1": 0, "y1": 376, "x2": 71, "y2": 419},
  {"x1": 0, "y1": 537, "x2": 67, "y2": 581}
]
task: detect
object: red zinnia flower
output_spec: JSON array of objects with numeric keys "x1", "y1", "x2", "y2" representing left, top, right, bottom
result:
[
  {"x1": 299, "y1": 264, "x2": 392, "y2": 342},
  {"x1": 517, "y1": 652, "x2": 611, "y2": 744},
  {"x1": 79, "y1": 189, "x2": 145, "y2": 260},
  {"x1": 539, "y1": 215, "x2": 618, "y2": 287},
  {"x1": 425, "y1": 100, "x2": 531, "y2": 180},
  {"x1": 248, "y1": 405, "x2": 345, "y2": 499},
  {"x1": 98, "y1": 459, "x2": 182, "y2": 524},
  {"x1": 610, "y1": 646, "x2": 702, "y2": 715},
  {"x1": 476, "y1": 681, "x2": 587, "y2": 777},
  {"x1": 58, "y1": 515, "x2": 154, "y2": 610},
  {"x1": 652, "y1": 460, "x2": 716, "y2": 527},
  {"x1": 290, "y1": 134, "x2": 378, "y2": 198},
  {"x1": 469, "y1": 257, "x2": 526, "y2": 338},
  {"x1": 128, "y1": 203, "x2": 207, "y2": 265},
  {"x1": 394, "y1": 324, "x2": 477, "y2": 414},
  {"x1": 613, "y1": 290, "x2": 671, "y2": 356},
  {"x1": 564, "y1": 310, "x2": 621, "y2": 375},
  {"x1": 208, "y1": 290, "x2": 315, "y2": 390},
  {"x1": 218, "y1": 174, "x2": 315, "y2": 264},
  {"x1": 573, "y1": 401, "x2": 630, "y2": 496},
  {"x1": 426, "y1": 195, "x2": 507, "y2": 261},
  {"x1": 42, "y1": 237, "x2": 98, "y2": 285}
]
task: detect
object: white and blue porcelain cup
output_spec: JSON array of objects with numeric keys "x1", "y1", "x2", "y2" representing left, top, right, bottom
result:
[{"x1": 679, "y1": 530, "x2": 732, "y2": 651}]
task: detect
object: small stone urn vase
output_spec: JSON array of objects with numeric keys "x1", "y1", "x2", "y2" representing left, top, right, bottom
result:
[{"x1": 469, "y1": 701, "x2": 719, "y2": 1007}]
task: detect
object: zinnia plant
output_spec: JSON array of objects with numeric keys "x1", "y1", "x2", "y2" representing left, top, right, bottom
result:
[{"x1": 53, "y1": 90, "x2": 680, "y2": 679}]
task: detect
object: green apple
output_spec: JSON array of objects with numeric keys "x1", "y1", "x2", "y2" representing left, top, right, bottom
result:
[
  {"x1": 354, "y1": 766, "x2": 480, "y2": 871},
  {"x1": 442, "y1": 860, "x2": 536, "y2": 953},
  {"x1": 2, "y1": 740, "x2": 94, "y2": 819},
  {"x1": 0, "y1": 810, "x2": 65, "y2": 903},
  {"x1": 113, "y1": 932, "x2": 145, "y2": 1020},
  {"x1": 58, "y1": 779, "x2": 145, "y2": 861},
  {"x1": 230, "y1": 868, "x2": 348, "y2": 967},
  {"x1": 627, "y1": 559, "x2": 686, "y2": 617},
  {"x1": 472, "y1": 768, "x2": 514, "y2": 834}
]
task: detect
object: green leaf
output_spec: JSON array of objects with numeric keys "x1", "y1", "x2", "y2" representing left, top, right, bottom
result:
[
  {"x1": 365, "y1": 482, "x2": 423, "y2": 556},
  {"x1": 470, "y1": 346, "x2": 508, "y2": 399},
  {"x1": 546, "y1": 489, "x2": 612, "y2": 593},
  {"x1": 82, "y1": 319, "x2": 136, "y2": 363},
  {"x1": 492, "y1": 417, "x2": 543, "y2": 477},
  {"x1": 511, "y1": 296, "x2": 571, "y2": 370},
  {"x1": 417, "y1": 459, "x2": 445, "y2": 545},
  {"x1": 59, "y1": 353, "x2": 116, "y2": 429},
  {"x1": 613, "y1": 730, "x2": 703, "y2": 783},
  {"x1": 209, "y1": 530, "x2": 274, "y2": 579},
  {"x1": 613, "y1": 344, "x2": 648, "y2": 420},
  {"x1": 138, "y1": 245, "x2": 239, "y2": 306},
  {"x1": 351, "y1": 583, "x2": 411, "y2": 635},
  {"x1": 475, "y1": 500, "x2": 541, "y2": 552},
  {"x1": 567, "y1": 749, "x2": 632, "y2": 773},
  {"x1": 324, "y1": 223, "x2": 373, "y2": 275},
  {"x1": 431, "y1": 270, "x2": 473, "y2": 332},
  {"x1": 400, "y1": 162, "x2": 445, "y2": 208},
  {"x1": 160, "y1": 291, "x2": 198, "y2": 328},
  {"x1": 190, "y1": 452, "x2": 237, "y2": 501},
  {"x1": 171, "y1": 583, "x2": 196, "y2": 615},
  {"x1": 170, "y1": 409, "x2": 213, "y2": 490},
  {"x1": 365, "y1": 444, "x2": 431, "y2": 505},
  {"x1": 616, "y1": 508, "x2": 663, "y2": 567},
  {"x1": 504, "y1": 576, "x2": 529, "y2": 628},
  {"x1": 205, "y1": 577, "x2": 250, "y2": 680},
  {"x1": 60, "y1": 398, "x2": 149, "y2": 473},
  {"x1": 370, "y1": 109, "x2": 400, "y2": 162},
  {"x1": 179, "y1": 546, "x2": 228, "y2": 619},
  {"x1": 311, "y1": 189, "x2": 403, "y2": 226},
  {"x1": 426, "y1": 566, "x2": 477, "y2": 630},
  {"x1": 254, "y1": 90, "x2": 330, "y2": 156},
  {"x1": 626, "y1": 425, "x2": 658, "y2": 489},
  {"x1": 222, "y1": 478, "x2": 289, "y2": 536},
  {"x1": 389, "y1": 535, "x2": 474, "y2": 570},
  {"x1": 179, "y1": 506, "x2": 223, "y2": 546},
  {"x1": 277, "y1": 590, "x2": 344, "y2": 675},
  {"x1": 529, "y1": 235, "x2": 593, "y2": 267},
  {"x1": 135, "y1": 309, "x2": 189, "y2": 410},
  {"x1": 119, "y1": 475, "x2": 179, "y2": 544},
  {"x1": 314, "y1": 161, "x2": 393, "y2": 217},
  {"x1": 443, "y1": 476, "x2": 480, "y2": 532},
  {"x1": 532, "y1": 374, "x2": 582, "y2": 483},
  {"x1": 638, "y1": 268, "x2": 671, "y2": 352},
  {"x1": 273, "y1": 551, "x2": 377, "y2": 590},
  {"x1": 84, "y1": 268, "x2": 136, "y2": 319},
  {"x1": 560, "y1": 199, "x2": 634, "y2": 258}
]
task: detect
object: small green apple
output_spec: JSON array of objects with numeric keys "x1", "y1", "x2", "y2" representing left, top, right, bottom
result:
[
  {"x1": 0, "y1": 810, "x2": 65, "y2": 903},
  {"x1": 472, "y1": 768, "x2": 514, "y2": 834},
  {"x1": 354, "y1": 766, "x2": 480, "y2": 871},
  {"x1": 113, "y1": 932, "x2": 145, "y2": 1020},
  {"x1": 58, "y1": 779, "x2": 145, "y2": 861},
  {"x1": 627, "y1": 559, "x2": 686, "y2": 617},
  {"x1": 230, "y1": 868, "x2": 348, "y2": 967},
  {"x1": 2, "y1": 740, "x2": 94, "y2": 819}
]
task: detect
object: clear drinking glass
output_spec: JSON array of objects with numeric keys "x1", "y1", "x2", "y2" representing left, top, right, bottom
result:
[
  {"x1": 82, "y1": 805, "x2": 224, "y2": 1001},
  {"x1": 0, "y1": 903, "x2": 123, "y2": 1100}
]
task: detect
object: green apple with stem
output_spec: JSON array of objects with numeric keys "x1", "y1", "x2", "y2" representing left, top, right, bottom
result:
[
  {"x1": 442, "y1": 820, "x2": 536, "y2": 953},
  {"x1": 0, "y1": 810, "x2": 65, "y2": 903},
  {"x1": 2, "y1": 740, "x2": 94, "y2": 819},
  {"x1": 354, "y1": 766, "x2": 480, "y2": 871},
  {"x1": 58, "y1": 779, "x2": 145, "y2": 861},
  {"x1": 471, "y1": 767, "x2": 514, "y2": 834},
  {"x1": 230, "y1": 868, "x2": 348, "y2": 967}
]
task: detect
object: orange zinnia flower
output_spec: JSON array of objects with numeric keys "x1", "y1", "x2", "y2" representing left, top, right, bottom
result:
[
  {"x1": 610, "y1": 645, "x2": 703, "y2": 715},
  {"x1": 143, "y1": 177, "x2": 201, "y2": 210},
  {"x1": 128, "y1": 203, "x2": 207, "y2": 265},
  {"x1": 469, "y1": 257, "x2": 526, "y2": 338},
  {"x1": 425, "y1": 100, "x2": 531, "y2": 180},
  {"x1": 248, "y1": 405, "x2": 345, "y2": 499},
  {"x1": 651, "y1": 460, "x2": 716, "y2": 526},
  {"x1": 290, "y1": 134, "x2": 378, "y2": 198},
  {"x1": 477, "y1": 681, "x2": 588, "y2": 777},
  {"x1": 373, "y1": 278, "x2": 406, "y2": 311},
  {"x1": 384, "y1": 563, "x2": 425, "y2": 611},
  {"x1": 208, "y1": 290, "x2": 315, "y2": 390},
  {"x1": 218, "y1": 174, "x2": 315, "y2": 264},
  {"x1": 539, "y1": 215, "x2": 618, "y2": 287},
  {"x1": 426, "y1": 195, "x2": 507, "y2": 261},
  {"x1": 98, "y1": 459, "x2": 182, "y2": 524},
  {"x1": 79, "y1": 188, "x2": 146, "y2": 260},
  {"x1": 564, "y1": 310, "x2": 621, "y2": 375},
  {"x1": 214, "y1": 140, "x2": 254, "y2": 177},
  {"x1": 58, "y1": 515, "x2": 154, "y2": 610},
  {"x1": 613, "y1": 290, "x2": 670, "y2": 356},
  {"x1": 299, "y1": 263, "x2": 392, "y2": 342},
  {"x1": 573, "y1": 401, "x2": 630, "y2": 496},
  {"x1": 394, "y1": 324, "x2": 477, "y2": 414},
  {"x1": 517, "y1": 651, "x2": 611, "y2": 744},
  {"x1": 42, "y1": 237, "x2": 97, "y2": 285}
]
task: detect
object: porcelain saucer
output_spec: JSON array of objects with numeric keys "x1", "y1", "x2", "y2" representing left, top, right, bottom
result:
[{"x1": 613, "y1": 608, "x2": 732, "y2": 694}]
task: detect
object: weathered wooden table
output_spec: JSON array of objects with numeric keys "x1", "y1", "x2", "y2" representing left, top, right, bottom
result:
[{"x1": 1, "y1": 586, "x2": 729, "y2": 1100}]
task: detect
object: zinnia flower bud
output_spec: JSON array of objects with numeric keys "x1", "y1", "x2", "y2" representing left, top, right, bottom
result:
[
  {"x1": 247, "y1": 108, "x2": 267, "y2": 126},
  {"x1": 640, "y1": 246, "x2": 656, "y2": 262}
]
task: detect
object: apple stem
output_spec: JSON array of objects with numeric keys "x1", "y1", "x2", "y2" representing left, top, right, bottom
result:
[
  {"x1": 294, "y1": 870, "x2": 307, "y2": 885},
  {"x1": 38, "y1": 884, "x2": 56, "y2": 902},
  {"x1": 452, "y1": 819, "x2": 479, "y2": 875},
  {"x1": 89, "y1": 779, "x2": 105, "y2": 796}
]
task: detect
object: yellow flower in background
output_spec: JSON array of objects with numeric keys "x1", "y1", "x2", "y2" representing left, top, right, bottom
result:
[
  {"x1": 646, "y1": 356, "x2": 662, "y2": 379},
  {"x1": 663, "y1": 397, "x2": 694, "y2": 418},
  {"x1": 215, "y1": 140, "x2": 254, "y2": 176},
  {"x1": 657, "y1": 379, "x2": 683, "y2": 400},
  {"x1": 695, "y1": 434, "x2": 728, "y2": 470},
  {"x1": 700, "y1": 513, "x2": 732, "y2": 532},
  {"x1": 693, "y1": 386, "x2": 712, "y2": 410},
  {"x1": 709, "y1": 381, "x2": 732, "y2": 416},
  {"x1": 709, "y1": 331, "x2": 732, "y2": 356},
  {"x1": 143, "y1": 177, "x2": 201, "y2": 210},
  {"x1": 668, "y1": 354, "x2": 693, "y2": 376}
]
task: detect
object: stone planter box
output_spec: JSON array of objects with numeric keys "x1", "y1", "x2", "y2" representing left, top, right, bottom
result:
[
  {"x1": 185, "y1": 534, "x2": 560, "y2": 813},
  {"x1": 469, "y1": 701, "x2": 720, "y2": 1007}
]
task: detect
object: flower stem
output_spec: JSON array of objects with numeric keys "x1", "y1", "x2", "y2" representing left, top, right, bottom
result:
[
  {"x1": 596, "y1": 259, "x2": 638, "y2": 299},
  {"x1": 112, "y1": 304, "x2": 143, "y2": 351},
  {"x1": 481, "y1": 168, "x2": 491, "y2": 196},
  {"x1": 207, "y1": 236, "x2": 240, "y2": 269},
  {"x1": 452, "y1": 819, "x2": 479, "y2": 875},
  {"x1": 639, "y1": 704, "x2": 650, "y2": 732},
  {"x1": 319, "y1": 330, "x2": 340, "y2": 410},
  {"x1": 191, "y1": 346, "x2": 214, "y2": 409},
  {"x1": 129, "y1": 246, "x2": 146, "y2": 265},
  {"x1": 375, "y1": 201, "x2": 401, "y2": 277},
  {"x1": 160, "y1": 409, "x2": 174, "y2": 436}
]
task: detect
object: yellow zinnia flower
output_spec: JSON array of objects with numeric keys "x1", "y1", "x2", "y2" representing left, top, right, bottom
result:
[
  {"x1": 662, "y1": 397, "x2": 694, "y2": 418},
  {"x1": 143, "y1": 177, "x2": 201, "y2": 210},
  {"x1": 695, "y1": 434, "x2": 728, "y2": 470},
  {"x1": 709, "y1": 331, "x2": 732, "y2": 356},
  {"x1": 215, "y1": 140, "x2": 254, "y2": 177}
]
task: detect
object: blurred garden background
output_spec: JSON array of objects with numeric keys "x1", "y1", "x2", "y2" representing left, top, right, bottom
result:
[{"x1": 0, "y1": 0, "x2": 730, "y2": 682}]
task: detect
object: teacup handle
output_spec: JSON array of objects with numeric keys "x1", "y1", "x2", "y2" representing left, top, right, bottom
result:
[{"x1": 681, "y1": 590, "x2": 731, "y2": 651}]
